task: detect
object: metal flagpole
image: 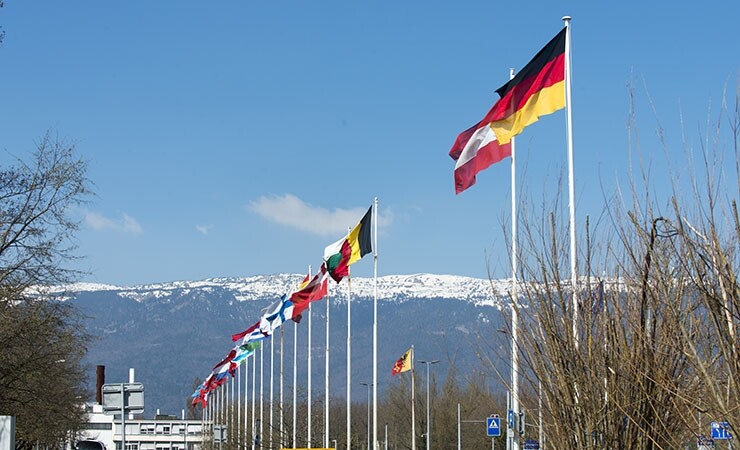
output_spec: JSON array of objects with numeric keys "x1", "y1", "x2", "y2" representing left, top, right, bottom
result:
[
  {"x1": 308, "y1": 265, "x2": 313, "y2": 449},
  {"x1": 214, "y1": 384, "x2": 219, "y2": 443},
  {"x1": 325, "y1": 279, "x2": 331, "y2": 448},
  {"x1": 252, "y1": 352, "x2": 257, "y2": 450},
  {"x1": 411, "y1": 345, "x2": 416, "y2": 450},
  {"x1": 346, "y1": 265, "x2": 352, "y2": 450},
  {"x1": 372, "y1": 196, "x2": 379, "y2": 450},
  {"x1": 238, "y1": 363, "x2": 241, "y2": 449},
  {"x1": 280, "y1": 326, "x2": 285, "y2": 450},
  {"x1": 509, "y1": 67, "x2": 520, "y2": 450},
  {"x1": 245, "y1": 357, "x2": 250, "y2": 449},
  {"x1": 260, "y1": 344, "x2": 264, "y2": 449},
  {"x1": 270, "y1": 333, "x2": 275, "y2": 449},
  {"x1": 562, "y1": 15, "x2": 578, "y2": 349},
  {"x1": 230, "y1": 376, "x2": 234, "y2": 443},
  {"x1": 293, "y1": 319, "x2": 298, "y2": 448}
]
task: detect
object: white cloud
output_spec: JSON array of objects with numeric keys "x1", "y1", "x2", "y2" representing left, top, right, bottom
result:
[
  {"x1": 195, "y1": 224, "x2": 214, "y2": 235},
  {"x1": 85, "y1": 211, "x2": 143, "y2": 235},
  {"x1": 248, "y1": 194, "x2": 391, "y2": 237}
]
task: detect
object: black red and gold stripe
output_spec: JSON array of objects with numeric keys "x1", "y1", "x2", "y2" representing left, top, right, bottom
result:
[{"x1": 486, "y1": 28, "x2": 566, "y2": 144}]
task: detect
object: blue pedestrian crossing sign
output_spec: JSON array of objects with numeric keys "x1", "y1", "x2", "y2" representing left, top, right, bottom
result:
[
  {"x1": 487, "y1": 415, "x2": 501, "y2": 437},
  {"x1": 711, "y1": 421, "x2": 732, "y2": 440}
]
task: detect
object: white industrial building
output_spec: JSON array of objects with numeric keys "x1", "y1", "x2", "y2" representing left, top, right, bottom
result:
[
  {"x1": 74, "y1": 366, "x2": 205, "y2": 450},
  {"x1": 76, "y1": 402, "x2": 204, "y2": 450}
]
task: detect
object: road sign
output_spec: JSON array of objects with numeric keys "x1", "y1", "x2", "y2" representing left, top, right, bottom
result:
[
  {"x1": 507, "y1": 410, "x2": 515, "y2": 429},
  {"x1": 213, "y1": 425, "x2": 227, "y2": 443},
  {"x1": 697, "y1": 434, "x2": 715, "y2": 450},
  {"x1": 711, "y1": 422, "x2": 732, "y2": 440},
  {"x1": 486, "y1": 415, "x2": 501, "y2": 437},
  {"x1": 523, "y1": 439, "x2": 539, "y2": 450},
  {"x1": 101, "y1": 383, "x2": 145, "y2": 415}
]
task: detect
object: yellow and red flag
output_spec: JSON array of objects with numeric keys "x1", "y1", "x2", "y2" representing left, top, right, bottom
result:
[{"x1": 391, "y1": 348, "x2": 412, "y2": 376}]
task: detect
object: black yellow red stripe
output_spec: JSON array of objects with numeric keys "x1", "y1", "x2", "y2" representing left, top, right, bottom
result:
[{"x1": 486, "y1": 28, "x2": 566, "y2": 144}]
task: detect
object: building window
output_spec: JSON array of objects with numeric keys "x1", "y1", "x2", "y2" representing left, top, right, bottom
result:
[
  {"x1": 140, "y1": 423, "x2": 155, "y2": 435},
  {"x1": 81, "y1": 423, "x2": 113, "y2": 430},
  {"x1": 155, "y1": 424, "x2": 170, "y2": 435}
]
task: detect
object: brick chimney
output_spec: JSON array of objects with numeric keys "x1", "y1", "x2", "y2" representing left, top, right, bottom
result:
[{"x1": 96, "y1": 365, "x2": 105, "y2": 404}]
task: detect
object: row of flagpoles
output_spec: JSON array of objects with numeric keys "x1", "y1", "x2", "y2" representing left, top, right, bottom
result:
[
  {"x1": 192, "y1": 16, "x2": 575, "y2": 450},
  {"x1": 192, "y1": 200, "x2": 377, "y2": 450}
]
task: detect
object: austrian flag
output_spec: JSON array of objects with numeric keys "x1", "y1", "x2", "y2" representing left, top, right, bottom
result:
[{"x1": 449, "y1": 122, "x2": 511, "y2": 194}]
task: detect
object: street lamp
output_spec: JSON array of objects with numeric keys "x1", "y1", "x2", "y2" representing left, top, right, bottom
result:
[
  {"x1": 360, "y1": 382, "x2": 373, "y2": 450},
  {"x1": 417, "y1": 360, "x2": 439, "y2": 450}
]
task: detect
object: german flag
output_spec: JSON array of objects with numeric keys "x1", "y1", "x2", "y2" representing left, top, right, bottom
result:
[{"x1": 487, "y1": 27, "x2": 566, "y2": 144}]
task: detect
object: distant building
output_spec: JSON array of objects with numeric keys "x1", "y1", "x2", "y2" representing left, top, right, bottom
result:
[
  {"x1": 73, "y1": 365, "x2": 204, "y2": 450},
  {"x1": 76, "y1": 402, "x2": 204, "y2": 450}
]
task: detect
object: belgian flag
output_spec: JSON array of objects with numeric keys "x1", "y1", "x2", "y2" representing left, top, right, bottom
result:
[
  {"x1": 323, "y1": 205, "x2": 373, "y2": 283},
  {"x1": 488, "y1": 27, "x2": 567, "y2": 144}
]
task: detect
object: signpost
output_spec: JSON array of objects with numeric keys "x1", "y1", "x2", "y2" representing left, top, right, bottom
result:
[
  {"x1": 523, "y1": 439, "x2": 539, "y2": 450},
  {"x1": 102, "y1": 383, "x2": 145, "y2": 450}
]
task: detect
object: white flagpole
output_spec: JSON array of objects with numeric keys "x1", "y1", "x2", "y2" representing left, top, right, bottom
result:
[
  {"x1": 411, "y1": 345, "x2": 416, "y2": 450},
  {"x1": 238, "y1": 363, "x2": 242, "y2": 449},
  {"x1": 308, "y1": 265, "x2": 313, "y2": 449},
  {"x1": 226, "y1": 377, "x2": 236, "y2": 442},
  {"x1": 260, "y1": 344, "x2": 264, "y2": 449},
  {"x1": 230, "y1": 376, "x2": 234, "y2": 441},
  {"x1": 562, "y1": 15, "x2": 578, "y2": 349},
  {"x1": 509, "y1": 67, "x2": 520, "y2": 450},
  {"x1": 270, "y1": 333, "x2": 275, "y2": 449},
  {"x1": 325, "y1": 278, "x2": 331, "y2": 448},
  {"x1": 245, "y1": 357, "x2": 250, "y2": 449},
  {"x1": 293, "y1": 320, "x2": 298, "y2": 449},
  {"x1": 372, "y1": 196, "x2": 379, "y2": 450},
  {"x1": 252, "y1": 352, "x2": 257, "y2": 450},
  {"x1": 346, "y1": 264, "x2": 352, "y2": 450},
  {"x1": 216, "y1": 383, "x2": 220, "y2": 434},
  {"x1": 280, "y1": 326, "x2": 285, "y2": 450}
]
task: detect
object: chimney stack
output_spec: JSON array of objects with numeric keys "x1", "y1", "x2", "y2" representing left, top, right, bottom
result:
[{"x1": 96, "y1": 365, "x2": 105, "y2": 404}]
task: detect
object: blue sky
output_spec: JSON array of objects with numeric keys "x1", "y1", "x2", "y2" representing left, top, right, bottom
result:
[{"x1": 0, "y1": 1, "x2": 737, "y2": 286}]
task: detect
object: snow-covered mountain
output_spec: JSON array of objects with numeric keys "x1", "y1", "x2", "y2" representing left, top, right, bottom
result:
[
  {"x1": 63, "y1": 273, "x2": 511, "y2": 307},
  {"x1": 65, "y1": 273, "x2": 513, "y2": 416}
]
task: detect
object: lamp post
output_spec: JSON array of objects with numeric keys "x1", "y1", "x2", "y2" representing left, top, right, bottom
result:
[
  {"x1": 361, "y1": 382, "x2": 373, "y2": 450},
  {"x1": 417, "y1": 360, "x2": 439, "y2": 450}
]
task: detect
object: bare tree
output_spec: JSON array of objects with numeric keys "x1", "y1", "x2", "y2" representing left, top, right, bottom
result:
[
  {"x1": 0, "y1": 133, "x2": 93, "y2": 449},
  {"x1": 491, "y1": 80, "x2": 740, "y2": 450}
]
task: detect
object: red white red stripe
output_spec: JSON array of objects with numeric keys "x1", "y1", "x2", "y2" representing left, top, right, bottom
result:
[{"x1": 450, "y1": 121, "x2": 511, "y2": 194}]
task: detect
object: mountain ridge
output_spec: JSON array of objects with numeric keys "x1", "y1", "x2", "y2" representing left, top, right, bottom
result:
[
  {"x1": 59, "y1": 273, "x2": 512, "y2": 307},
  {"x1": 65, "y1": 273, "x2": 512, "y2": 415}
]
